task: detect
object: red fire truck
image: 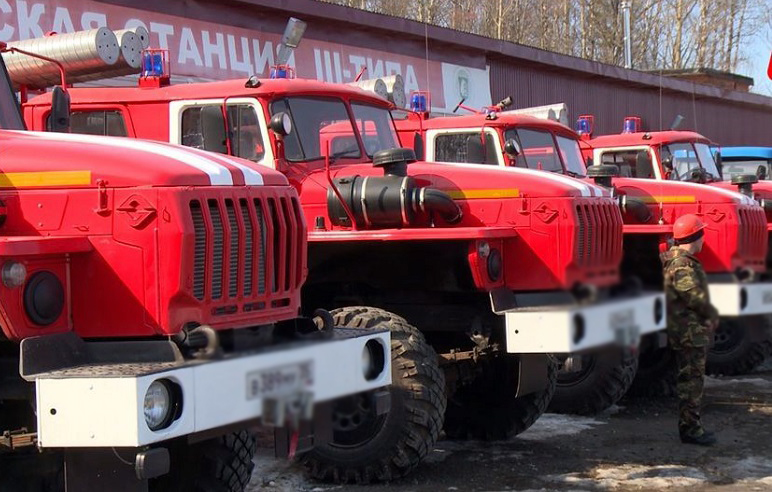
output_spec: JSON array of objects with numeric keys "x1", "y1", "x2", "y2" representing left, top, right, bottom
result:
[
  {"x1": 0, "y1": 45, "x2": 393, "y2": 492},
  {"x1": 396, "y1": 100, "x2": 770, "y2": 405},
  {"x1": 23, "y1": 32, "x2": 663, "y2": 483},
  {"x1": 585, "y1": 119, "x2": 772, "y2": 377}
]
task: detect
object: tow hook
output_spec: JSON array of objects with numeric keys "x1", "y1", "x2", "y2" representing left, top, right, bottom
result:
[{"x1": 172, "y1": 324, "x2": 219, "y2": 359}]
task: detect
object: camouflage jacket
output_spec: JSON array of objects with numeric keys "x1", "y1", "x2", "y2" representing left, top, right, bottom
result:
[{"x1": 661, "y1": 246, "x2": 720, "y2": 348}]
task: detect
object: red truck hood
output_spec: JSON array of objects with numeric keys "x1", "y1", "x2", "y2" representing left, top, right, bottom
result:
[
  {"x1": 0, "y1": 131, "x2": 288, "y2": 188},
  {"x1": 615, "y1": 177, "x2": 757, "y2": 206},
  {"x1": 311, "y1": 161, "x2": 611, "y2": 198}
]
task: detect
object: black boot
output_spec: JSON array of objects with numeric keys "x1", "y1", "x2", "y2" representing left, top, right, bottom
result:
[{"x1": 680, "y1": 430, "x2": 717, "y2": 446}]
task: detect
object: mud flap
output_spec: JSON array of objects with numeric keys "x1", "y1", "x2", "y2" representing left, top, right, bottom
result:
[
  {"x1": 64, "y1": 447, "x2": 169, "y2": 491},
  {"x1": 274, "y1": 401, "x2": 333, "y2": 458},
  {"x1": 515, "y1": 354, "x2": 549, "y2": 397}
]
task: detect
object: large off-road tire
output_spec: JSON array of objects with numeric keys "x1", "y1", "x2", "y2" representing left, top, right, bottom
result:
[
  {"x1": 707, "y1": 318, "x2": 772, "y2": 376},
  {"x1": 443, "y1": 354, "x2": 558, "y2": 441},
  {"x1": 300, "y1": 307, "x2": 445, "y2": 484},
  {"x1": 627, "y1": 346, "x2": 677, "y2": 397},
  {"x1": 548, "y1": 349, "x2": 638, "y2": 415},
  {"x1": 150, "y1": 430, "x2": 256, "y2": 492}
]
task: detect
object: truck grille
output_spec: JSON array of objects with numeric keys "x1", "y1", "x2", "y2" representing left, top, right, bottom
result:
[
  {"x1": 189, "y1": 193, "x2": 304, "y2": 304},
  {"x1": 738, "y1": 206, "x2": 767, "y2": 261},
  {"x1": 575, "y1": 201, "x2": 623, "y2": 268}
]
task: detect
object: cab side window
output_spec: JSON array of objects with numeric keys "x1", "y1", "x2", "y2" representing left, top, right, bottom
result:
[
  {"x1": 180, "y1": 104, "x2": 265, "y2": 162},
  {"x1": 434, "y1": 132, "x2": 498, "y2": 165},
  {"x1": 49, "y1": 110, "x2": 127, "y2": 136},
  {"x1": 601, "y1": 151, "x2": 638, "y2": 177}
]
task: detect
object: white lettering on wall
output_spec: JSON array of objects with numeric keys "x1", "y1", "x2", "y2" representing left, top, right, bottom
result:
[
  {"x1": 252, "y1": 40, "x2": 273, "y2": 75},
  {"x1": 201, "y1": 30, "x2": 226, "y2": 69},
  {"x1": 52, "y1": 7, "x2": 74, "y2": 33},
  {"x1": 178, "y1": 27, "x2": 203, "y2": 66},
  {"x1": 227, "y1": 34, "x2": 252, "y2": 74},
  {"x1": 0, "y1": 0, "x2": 13, "y2": 41},
  {"x1": 149, "y1": 22, "x2": 174, "y2": 50},
  {"x1": 80, "y1": 11, "x2": 107, "y2": 30},
  {"x1": 17, "y1": 0, "x2": 43, "y2": 39}
]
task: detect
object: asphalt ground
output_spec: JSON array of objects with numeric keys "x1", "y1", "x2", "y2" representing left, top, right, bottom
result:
[{"x1": 247, "y1": 358, "x2": 772, "y2": 491}]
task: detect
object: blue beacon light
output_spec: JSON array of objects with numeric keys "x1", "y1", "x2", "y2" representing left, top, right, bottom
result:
[
  {"x1": 410, "y1": 93, "x2": 427, "y2": 112},
  {"x1": 576, "y1": 117, "x2": 591, "y2": 135},
  {"x1": 142, "y1": 52, "x2": 164, "y2": 77}
]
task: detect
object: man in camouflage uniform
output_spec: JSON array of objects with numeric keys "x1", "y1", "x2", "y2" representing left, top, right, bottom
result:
[{"x1": 661, "y1": 214, "x2": 719, "y2": 446}]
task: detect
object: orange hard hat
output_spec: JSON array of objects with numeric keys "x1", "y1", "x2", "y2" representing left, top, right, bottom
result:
[{"x1": 673, "y1": 214, "x2": 706, "y2": 242}]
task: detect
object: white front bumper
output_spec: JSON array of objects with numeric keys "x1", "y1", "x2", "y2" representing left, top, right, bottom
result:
[
  {"x1": 709, "y1": 282, "x2": 772, "y2": 316},
  {"x1": 35, "y1": 329, "x2": 390, "y2": 448},
  {"x1": 501, "y1": 293, "x2": 666, "y2": 354}
]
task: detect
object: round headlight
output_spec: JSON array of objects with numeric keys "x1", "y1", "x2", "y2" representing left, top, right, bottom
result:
[
  {"x1": 362, "y1": 339, "x2": 386, "y2": 381},
  {"x1": 144, "y1": 380, "x2": 173, "y2": 431},
  {"x1": 23, "y1": 271, "x2": 64, "y2": 325},
  {"x1": 487, "y1": 248, "x2": 502, "y2": 282},
  {"x1": 2, "y1": 261, "x2": 26, "y2": 288}
]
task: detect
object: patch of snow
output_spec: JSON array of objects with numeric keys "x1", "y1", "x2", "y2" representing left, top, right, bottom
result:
[
  {"x1": 753, "y1": 356, "x2": 772, "y2": 373},
  {"x1": 246, "y1": 451, "x2": 329, "y2": 492},
  {"x1": 546, "y1": 464, "x2": 707, "y2": 489},
  {"x1": 704, "y1": 377, "x2": 772, "y2": 389},
  {"x1": 599, "y1": 404, "x2": 624, "y2": 416},
  {"x1": 518, "y1": 413, "x2": 604, "y2": 441},
  {"x1": 713, "y1": 456, "x2": 772, "y2": 481}
]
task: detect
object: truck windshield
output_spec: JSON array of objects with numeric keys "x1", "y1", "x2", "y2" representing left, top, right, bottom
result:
[
  {"x1": 271, "y1": 97, "x2": 360, "y2": 162},
  {"x1": 694, "y1": 143, "x2": 721, "y2": 180},
  {"x1": 351, "y1": 103, "x2": 399, "y2": 157},
  {"x1": 0, "y1": 57, "x2": 24, "y2": 130},
  {"x1": 505, "y1": 128, "x2": 562, "y2": 173},
  {"x1": 555, "y1": 135, "x2": 587, "y2": 177},
  {"x1": 722, "y1": 159, "x2": 771, "y2": 181},
  {"x1": 663, "y1": 142, "x2": 720, "y2": 182}
]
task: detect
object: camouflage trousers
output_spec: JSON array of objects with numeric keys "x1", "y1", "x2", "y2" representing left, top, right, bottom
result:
[{"x1": 675, "y1": 345, "x2": 708, "y2": 437}]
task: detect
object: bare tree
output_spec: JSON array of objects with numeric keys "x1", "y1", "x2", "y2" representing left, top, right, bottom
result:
[{"x1": 319, "y1": 0, "x2": 767, "y2": 75}]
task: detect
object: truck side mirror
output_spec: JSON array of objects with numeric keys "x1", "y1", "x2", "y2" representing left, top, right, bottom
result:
[
  {"x1": 201, "y1": 106, "x2": 228, "y2": 154},
  {"x1": 635, "y1": 150, "x2": 654, "y2": 178},
  {"x1": 503, "y1": 138, "x2": 521, "y2": 158},
  {"x1": 413, "y1": 132, "x2": 424, "y2": 160},
  {"x1": 269, "y1": 112, "x2": 292, "y2": 136},
  {"x1": 49, "y1": 86, "x2": 70, "y2": 133}
]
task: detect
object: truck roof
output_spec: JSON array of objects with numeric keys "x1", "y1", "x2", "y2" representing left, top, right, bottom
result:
[
  {"x1": 414, "y1": 111, "x2": 576, "y2": 136},
  {"x1": 589, "y1": 130, "x2": 711, "y2": 147},
  {"x1": 720, "y1": 146, "x2": 772, "y2": 159},
  {"x1": 25, "y1": 77, "x2": 391, "y2": 106}
]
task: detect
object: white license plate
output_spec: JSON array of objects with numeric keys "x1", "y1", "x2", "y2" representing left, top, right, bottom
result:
[
  {"x1": 246, "y1": 361, "x2": 314, "y2": 400},
  {"x1": 762, "y1": 290, "x2": 772, "y2": 305},
  {"x1": 610, "y1": 308, "x2": 640, "y2": 346}
]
